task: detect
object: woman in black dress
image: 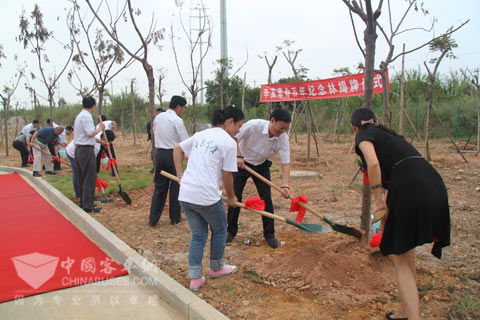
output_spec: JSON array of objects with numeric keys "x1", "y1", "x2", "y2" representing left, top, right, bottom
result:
[{"x1": 351, "y1": 108, "x2": 450, "y2": 320}]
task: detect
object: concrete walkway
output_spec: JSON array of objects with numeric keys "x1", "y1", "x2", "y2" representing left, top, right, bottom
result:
[{"x1": 0, "y1": 167, "x2": 228, "y2": 320}]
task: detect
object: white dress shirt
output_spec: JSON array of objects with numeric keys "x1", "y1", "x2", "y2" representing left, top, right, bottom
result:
[
  {"x1": 74, "y1": 109, "x2": 96, "y2": 145},
  {"x1": 236, "y1": 119, "x2": 290, "y2": 165},
  {"x1": 66, "y1": 138, "x2": 101, "y2": 158},
  {"x1": 96, "y1": 120, "x2": 113, "y2": 131},
  {"x1": 153, "y1": 109, "x2": 189, "y2": 149},
  {"x1": 52, "y1": 122, "x2": 67, "y2": 144},
  {"x1": 21, "y1": 123, "x2": 35, "y2": 136}
]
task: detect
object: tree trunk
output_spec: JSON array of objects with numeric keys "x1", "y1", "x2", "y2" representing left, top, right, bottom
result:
[
  {"x1": 477, "y1": 86, "x2": 480, "y2": 151},
  {"x1": 425, "y1": 88, "x2": 434, "y2": 162},
  {"x1": 363, "y1": 19, "x2": 377, "y2": 108},
  {"x1": 130, "y1": 80, "x2": 137, "y2": 146},
  {"x1": 192, "y1": 92, "x2": 197, "y2": 133},
  {"x1": 381, "y1": 70, "x2": 391, "y2": 127},
  {"x1": 399, "y1": 43, "x2": 406, "y2": 135},
  {"x1": 48, "y1": 88, "x2": 55, "y2": 122},
  {"x1": 144, "y1": 63, "x2": 156, "y2": 162},
  {"x1": 306, "y1": 103, "x2": 311, "y2": 161},
  {"x1": 241, "y1": 72, "x2": 246, "y2": 113},
  {"x1": 3, "y1": 100, "x2": 9, "y2": 156},
  {"x1": 97, "y1": 86, "x2": 105, "y2": 118}
]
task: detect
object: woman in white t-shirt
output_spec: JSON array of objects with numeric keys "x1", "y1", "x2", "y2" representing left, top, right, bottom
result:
[{"x1": 173, "y1": 106, "x2": 245, "y2": 291}]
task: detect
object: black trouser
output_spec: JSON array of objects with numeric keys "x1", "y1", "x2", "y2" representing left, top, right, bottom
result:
[
  {"x1": 48, "y1": 143, "x2": 61, "y2": 170},
  {"x1": 96, "y1": 142, "x2": 116, "y2": 176},
  {"x1": 149, "y1": 149, "x2": 181, "y2": 225},
  {"x1": 13, "y1": 140, "x2": 29, "y2": 166},
  {"x1": 227, "y1": 160, "x2": 275, "y2": 239},
  {"x1": 75, "y1": 145, "x2": 96, "y2": 210}
]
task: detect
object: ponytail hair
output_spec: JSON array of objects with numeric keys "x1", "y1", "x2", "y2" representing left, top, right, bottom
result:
[
  {"x1": 211, "y1": 106, "x2": 245, "y2": 127},
  {"x1": 351, "y1": 107, "x2": 401, "y2": 137}
]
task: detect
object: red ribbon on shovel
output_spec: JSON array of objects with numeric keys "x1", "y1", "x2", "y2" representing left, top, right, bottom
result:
[
  {"x1": 101, "y1": 152, "x2": 107, "y2": 159},
  {"x1": 106, "y1": 158, "x2": 117, "y2": 171},
  {"x1": 360, "y1": 167, "x2": 370, "y2": 184},
  {"x1": 96, "y1": 178, "x2": 108, "y2": 193},
  {"x1": 290, "y1": 195, "x2": 309, "y2": 223},
  {"x1": 369, "y1": 232, "x2": 382, "y2": 248},
  {"x1": 51, "y1": 156, "x2": 61, "y2": 164},
  {"x1": 244, "y1": 197, "x2": 265, "y2": 211},
  {"x1": 28, "y1": 156, "x2": 34, "y2": 163}
]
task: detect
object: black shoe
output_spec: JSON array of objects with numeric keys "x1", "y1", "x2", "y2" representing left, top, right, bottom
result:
[
  {"x1": 54, "y1": 168, "x2": 61, "y2": 171},
  {"x1": 150, "y1": 168, "x2": 155, "y2": 173},
  {"x1": 226, "y1": 232, "x2": 235, "y2": 243},
  {"x1": 33, "y1": 171, "x2": 42, "y2": 177},
  {"x1": 84, "y1": 207, "x2": 101, "y2": 213},
  {"x1": 21, "y1": 164, "x2": 28, "y2": 168},
  {"x1": 385, "y1": 312, "x2": 407, "y2": 320},
  {"x1": 266, "y1": 237, "x2": 278, "y2": 249},
  {"x1": 171, "y1": 220, "x2": 181, "y2": 225},
  {"x1": 45, "y1": 171, "x2": 56, "y2": 175}
]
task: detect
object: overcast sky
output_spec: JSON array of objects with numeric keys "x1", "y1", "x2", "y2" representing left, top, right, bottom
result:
[{"x1": 1, "y1": 0, "x2": 479, "y2": 111}]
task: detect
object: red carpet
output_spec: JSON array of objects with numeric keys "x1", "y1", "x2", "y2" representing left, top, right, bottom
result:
[{"x1": 0, "y1": 172, "x2": 128, "y2": 303}]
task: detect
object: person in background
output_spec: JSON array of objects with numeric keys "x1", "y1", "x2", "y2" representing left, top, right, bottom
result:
[
  {"x1": 149, "y1": 96, "x2": 188, "y2": 226},
  {"x1": 227, "y1": 108, "x2": 291, "y2": 249},
  {"x1": 21, "y1": 120, "x2": 39, "y2": 136},
  {"x1": 173, "y1": 106, "x2": 244, "y2": 291},
  {"x1": 67, "y1": 130, "x2": 114, "y2": 200},
  {"x1": 47, "y1": 119, "x2": 72, "y2": 171},
  {"x1": 74, "y1": 96, "x2": 105, "y2": 213},
  {"x1": 95, "y1": 115, "x2": 118, "y2": 176},
  {"x1": 22, "y1": 120, "x2": 39, "y2": 156},
  {"x1": 13, "y1": 130, "x2": 34, "y2": 167},
  {"x1": 351, "y1": 107, "x2": 450, "y2": 320},
  {"x1": 30, "y1": 126, "x2": 64, "y2": 177}
]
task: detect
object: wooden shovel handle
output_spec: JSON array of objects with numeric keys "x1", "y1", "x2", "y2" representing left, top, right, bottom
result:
[
  {"x1": 31, "y1": 145, "x2": 71, "y2": 168},
  {"x1": 98, "y1": 115, "x2": 121, "y2": 185},
  {"x1": 160, "y1": 170, "x2": 288, "y2": 223},
  {"x1": 242, "y1": 165, "x2": 326, "y2": 221}
]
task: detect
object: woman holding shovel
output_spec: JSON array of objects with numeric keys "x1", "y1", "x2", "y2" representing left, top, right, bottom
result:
[
  {"x1": 173, "y1": 106, "x2": 244, "y2": 291},
  {"x1": 351, "y1": 108, "x2": 450, "y2": 320}
]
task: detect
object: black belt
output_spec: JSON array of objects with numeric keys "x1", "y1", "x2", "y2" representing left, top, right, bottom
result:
[
  {"x1": 392, "y1": 156, "x2": 423, "y2": 169},
  {"x1": 76, "y1": 145, "x2": 94, "y2": 148}
]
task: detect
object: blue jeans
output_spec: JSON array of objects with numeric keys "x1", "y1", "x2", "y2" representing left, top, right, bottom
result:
[
  {"x1": 68, "y1": 155, "x2": 80, "y2": 199},
  {"x1": 180, "y1": 200, "x2": 227, "y2": 279}
]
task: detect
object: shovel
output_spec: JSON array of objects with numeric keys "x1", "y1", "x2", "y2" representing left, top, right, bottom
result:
[
  {"x1": 160, "y1": 170, "x2": 327, "y2": 233},
  {"x1": 98, "y1": 116, "x2": 131, "y2": 205},
  {"x1": 32, "y1": 145, "x2": 71, "y2": 168},
  {"x1": 242, "y1": 165, "x2": 363, "y2": 239}
]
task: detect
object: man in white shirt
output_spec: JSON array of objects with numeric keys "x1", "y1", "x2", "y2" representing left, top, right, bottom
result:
[
  {"x1": 67, "y1": 130, "x2": 114, "y2": 199},
  {"x1": 21, "y1": 120, "x2": 39, "y2": 136},
  {"x1": 227, "y1": 108, "x2": 292, "y2": 249},
  {"x1": 149, "y1": 96, "x2": 189, "y2": 226},
  {"x1": 74, "y1": 96, "x2": 105, "y2": 213}
]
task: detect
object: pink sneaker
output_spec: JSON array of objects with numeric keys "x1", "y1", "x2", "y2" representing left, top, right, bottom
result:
[
  {"x1": 209, "y1": 264, "x2": 238, "y2": 278},
  {"x1": 189, "y1": 276, "x2": 206, "y2": 292}
]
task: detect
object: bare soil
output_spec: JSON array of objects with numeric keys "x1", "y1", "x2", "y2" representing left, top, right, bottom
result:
[{"x1": 2, "y1": 134, "x2": 479, "y2": 320}]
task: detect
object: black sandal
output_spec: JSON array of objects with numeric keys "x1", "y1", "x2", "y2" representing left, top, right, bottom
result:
[{"x1": 385, "y1": 312, "x2": 408, "y2": 320}]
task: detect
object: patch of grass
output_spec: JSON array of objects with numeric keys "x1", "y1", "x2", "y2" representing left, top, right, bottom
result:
[
  {"x1": 243, "y1": 269, "x2": 264, "y2": 284},
  {"x1": 220, "y1": 280, "x2": 233, "y2": 292},
  {"x1": 447, "y1": 292, "x2": 480, "y2": 320},
  {"x1": 44, "y1": 165, "x2": 153, "y2": 199}
]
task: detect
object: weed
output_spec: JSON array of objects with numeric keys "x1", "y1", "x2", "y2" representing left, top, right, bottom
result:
[{"x1": 243, "y1": 269, "x2": 264, "y2": 284}]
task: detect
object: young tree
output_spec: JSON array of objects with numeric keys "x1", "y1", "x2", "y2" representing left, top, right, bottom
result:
[
  {"x1": 18, "y1": 4, "x2": 74, "y2": 122},
  {"x1": 85, "y1": 0, "x2": 163, "y2": 147},
  {"x1": 258, "y1": 52, "x2": 278, "y2": 117},
  {"x1": 460, "y1": 68, "x2": 480, "y2": 153},
  {"x1": 69, "y1": 0, "x2": 136, "y2": 116},
  {"x1": 156, "y1": 68, "x2": 167, "y2": 107},
  {"x1": 171, "y1": 2, "x2": 212, "y2": 132},
  {"x1": 0, "y1": 71, "x2": 23, "y2": 156}
]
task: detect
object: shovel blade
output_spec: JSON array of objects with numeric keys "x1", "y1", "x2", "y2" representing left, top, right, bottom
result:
[
  {"x1": 287, "y1": 219, "x2": 330, "y2": 234},
  {"x1": 117, "y1": 185, "x2": 132, "y2": 205}
]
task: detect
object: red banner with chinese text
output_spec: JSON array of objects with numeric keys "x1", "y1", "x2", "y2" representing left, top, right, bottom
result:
[{"x1": 259, "y1": 71, "x2": 389, "y2": 102}]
